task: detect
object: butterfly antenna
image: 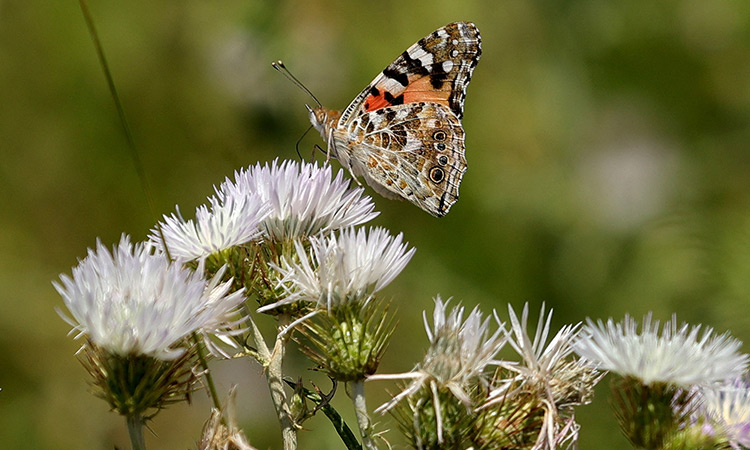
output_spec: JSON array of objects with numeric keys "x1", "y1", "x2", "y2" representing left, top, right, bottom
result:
[
  {"x1": 272, "y1": 60, "x2": 322, "y2": 107},
  {"x1": 295, "y1": 125, "x2": 314, "y2": 161}
]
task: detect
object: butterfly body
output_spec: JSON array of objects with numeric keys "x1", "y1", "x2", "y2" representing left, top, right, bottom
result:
[{"x1": 309, "y1": 22, "x2": 481, "y2": 217}]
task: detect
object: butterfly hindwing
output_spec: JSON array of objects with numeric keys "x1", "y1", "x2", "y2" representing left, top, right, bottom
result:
[{"x1": 340, "y1": 102, "x2": 466, "y2": 217}]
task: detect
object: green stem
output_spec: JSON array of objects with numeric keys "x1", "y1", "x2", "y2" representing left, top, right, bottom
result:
[
  {"x1": 351, "y1": 380, "x2": 378, "y2": 450},
  {"x1": 266, "y1": 313, "x2": 297, "y2": 450},
  {"x1": 192, "y1": 333, "x2": 222, "y2": 412},
  {"x1": 77, "y1": 0, "x2": 171, "y2": 260},
  {"x1": 283, "y1": 379, "x2": 362, "y2": 450},
  {"x1": 126, "y1": 412, "x2": 146, "y2": 450}
]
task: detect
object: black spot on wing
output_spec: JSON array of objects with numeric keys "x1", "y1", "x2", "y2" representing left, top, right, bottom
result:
[
  {"x1": 428, "y1": 60, "x2": 449, "y2": 89},
  {"x1": 400, "y1": 50, "x2": 430, "y2": 76},
  {"x1": 384, "y1": 91, "x2": 404, "y2": 106},
  {"x1": 382, "y1": 67, "x2": 409, "y2": 87}
]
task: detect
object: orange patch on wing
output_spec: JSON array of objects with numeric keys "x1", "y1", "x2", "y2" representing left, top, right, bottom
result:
[
  {"x1": 402, "y1": 76, "x2": 451, "y2": 106},
  {"x1": 364, "y1": 93, "x2": 391, "y2": 112}
]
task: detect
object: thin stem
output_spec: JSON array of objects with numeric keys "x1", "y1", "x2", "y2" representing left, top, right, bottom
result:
[
  {"x1": 192, "y1": 333, "x2": 222, "y2": 412},
  {"x1": 126, "y1": 412, "x2": 146, "y2": 450},
  {"x1": 265, "y1": 313, "x2": 297, "y2": 450},
  {"x1": 351, "y1": 380, "x2": 378, "y2": 450},
  {"x1": 283, "y1": 379, "x2": 362, "y2": 450},
  {"x1": 77, "y1": 0, "x2": 171, "y2": 260}
]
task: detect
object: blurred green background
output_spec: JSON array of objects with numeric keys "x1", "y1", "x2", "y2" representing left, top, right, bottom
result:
[{"x1": 2, "y1": 0, "x2": 750, "y2": 448}]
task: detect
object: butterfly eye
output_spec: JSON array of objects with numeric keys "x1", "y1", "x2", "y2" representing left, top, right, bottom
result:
[
  {"x1": 438, "y1": 155, "x2": 449, "y2": 165},
  {"x1": 429, "y1": 167, "x2": 445, "y2": 183},
  {"x1": 433, "y1": 130, "x2": 447, "y2": 141}
]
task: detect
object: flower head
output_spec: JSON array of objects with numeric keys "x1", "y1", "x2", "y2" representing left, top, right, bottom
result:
[
  {"x1": 150, "y1": 190, "x2": 270, "y2": 261},
  {"x1": 55, "y1": 235, "x2": 245, "y2": 360},
  {"x1": 262, "y1": 227, "x2": 415, "y2": 312},
  {"x1": 574, "y1": 313, "x2": 748, "y2": 386},
  {"x1": 483, "y1": 303, "x2": 601, "y2": 450},
  {"x1": 217, "y1": 159, "x2": 378, "y2": 241},
  {"x1": 701, "y1": 377, "x2": 750, "y2": 449},
  {"x1": 373, "y1": 297, "x2": 506, "y2": 446},
  {"x1": 375, "y1": 297, "x2": 505, "y2": 412}
]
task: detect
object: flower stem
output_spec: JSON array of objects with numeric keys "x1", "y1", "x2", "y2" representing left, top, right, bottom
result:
[
  {"x1": 266, "y1": 313, "x2": 297, "y2": 450},
  {"x1": 192, "y1": 333, "x2": 222, "y2": 412},
  {"x1": 126, "y1": 412, "x2": 146, "y2": 450},
  {"x1": 351, "y1": 380, "x2": 378, "y2": 450}
]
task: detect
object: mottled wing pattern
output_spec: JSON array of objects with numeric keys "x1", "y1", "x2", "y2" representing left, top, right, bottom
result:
[
  {"x1": 336, "y1": 102, "x2": 467, "y2": 217},
  {"x1": 339, "y1": 21, "x2": 482, "y2": 122}
]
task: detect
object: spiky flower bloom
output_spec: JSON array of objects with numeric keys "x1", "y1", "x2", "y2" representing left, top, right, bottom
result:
[
  {"x1": 574, "y1": 313, "x2": 748, "y2": 449},
  {"x1": 264, "y1": 227, "x2": 415, "y2": 312},
  {"x1": 575, "y1": 313, "x2": 747, "y2": 386},
  {"x1": 374, "y1": 297, "x2": 506, "y2": 447},
  {"x1": 700, "y1": 377, "x2": 750, "y2": 449},
  {"x1": 217, "y1": 159, "x2": 378, "y2": 242},
  {"x1": 268, "y1": 227, "x2": 412, "y2": 381},
  {"x1": 481, "y1": 303, "x2": 603, "y2": 450},
  {"x1": 54, "y1": 235, "x2": 245, "y2": 417},
  {"x1": 150, "y1": 190, "x2": 270, "y2": 262}
]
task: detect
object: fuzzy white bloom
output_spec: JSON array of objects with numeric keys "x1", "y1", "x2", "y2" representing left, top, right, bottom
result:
[
  {"x1": 54, "y1": 235, "x2": 246, "y2": 360},
  {"x1": 261, "y1": 227, "x2": 415, "y2": 312},
  {"x1": 151, "y1": 192, "x2": 270, "y2": 261},
  {"x1": 217, "y1": 159, "x2": 378, "y2": 241},
  {"x1": 701, "y1": 378, "x2": 750, "y2": 449},
  {"x1": 374, "y1": 297, "x2": 506, "y2": 414},
  {"x1": 574, "y1": 313, "x2": 748, "y2": 386}
]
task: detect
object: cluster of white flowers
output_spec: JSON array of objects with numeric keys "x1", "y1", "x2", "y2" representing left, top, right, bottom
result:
[
  {"x1": 60, "y1": 159, "x2": 398, "y2": 359},
  {"x1": 56, "y1": 157, "x2": 750, "y2": 450}
]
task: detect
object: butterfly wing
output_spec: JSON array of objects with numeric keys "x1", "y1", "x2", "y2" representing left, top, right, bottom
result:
[
  {"x1": 335, "y1": 102, "x2": 467, "y2": 217},
  {"x1": 338, "y1": 21, "x2": 482, "y2": 123}
]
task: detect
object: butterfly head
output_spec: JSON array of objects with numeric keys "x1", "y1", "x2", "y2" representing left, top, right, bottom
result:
[{"x1": 306, "y1": 105, "x2": 341, "y2": 142}]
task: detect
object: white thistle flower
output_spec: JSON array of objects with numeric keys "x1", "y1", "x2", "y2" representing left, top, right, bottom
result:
[
  {"x1": 261, "y1": 227, "x2": 415, "y2": 312},
  {"x1": 151, "y1": 192, "x2": 270, "y2": 261},
  {"x1": 486, "y1": 303, "x2": 598, "y2": 450},
  {"x1": 374, "y1": 297, "x2": 505, "y2": 414},
  {"x1": 574, "y1": 313, "x2": 748, "y2": 386},
  {"x1": 54, "y1": 235, "x2": 246, "y2": 360},
  {"x1": 498, "y1": 303, "x2": 582, "y2": 390},
  {"x1": 701, "y1": 378, "x2": 750, "y2": 449},
  {"x1": 217, "y1": 159, "x2": 378, "y2": 241}
]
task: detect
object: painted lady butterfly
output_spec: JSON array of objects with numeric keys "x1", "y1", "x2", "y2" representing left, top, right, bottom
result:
[{"x1": 308, "y1": 22, "x2": 481, "y2": 217}]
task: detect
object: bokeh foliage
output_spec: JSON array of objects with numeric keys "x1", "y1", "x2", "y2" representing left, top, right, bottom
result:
[{"x1": 1, "y1": 0, "x2": 749, "y2": 448}]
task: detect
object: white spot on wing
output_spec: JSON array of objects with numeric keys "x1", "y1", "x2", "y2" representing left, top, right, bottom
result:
[
  {"x1": 382, "y1": 78, "x2": 404, "y2": 92},
  {"x1": 442, "y1": 60, "x2": 454, "y2": 73},
  {"x1": 408, "y1": 46, "x2": 434, "y2": 67}
]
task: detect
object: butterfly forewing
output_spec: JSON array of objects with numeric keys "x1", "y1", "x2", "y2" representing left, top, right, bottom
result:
[{"x1": 340, "y1": 22, "x2": 481, "y2": 122}]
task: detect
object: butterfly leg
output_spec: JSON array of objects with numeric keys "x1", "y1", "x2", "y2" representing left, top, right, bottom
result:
[
  {"x1": 312, "y1": 144, "x2": 324, "y2": 159},
  {"x1": 325, "y1": 128, "x2": 336, "y2": 163}
]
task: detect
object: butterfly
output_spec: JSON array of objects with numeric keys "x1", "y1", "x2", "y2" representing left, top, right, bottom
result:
[{"x1": 307, "y1": 22, "x2": 481, "y2": 217}]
